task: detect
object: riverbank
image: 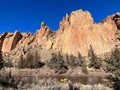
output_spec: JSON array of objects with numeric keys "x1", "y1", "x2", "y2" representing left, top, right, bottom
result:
[
  {"x1": 0, "y1": 67, "x2": 107, "y2": 77},
  {"x1": 0, "y1": 76, "x2": 111, "y2": 90},
  {"x1": 0, "y1": 67, "x2": 111, "y2": 90}
]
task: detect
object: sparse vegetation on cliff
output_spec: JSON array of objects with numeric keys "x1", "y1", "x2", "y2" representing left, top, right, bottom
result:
[
  {"x1": 4, "y1": 60, "x2": 13, "y2": 68},
  {"x1": 18, "y1": 55, "x2": 25, "y2": 69},
  {"x1": 18, "y1": 52, "x2": 45, "y2": 69}
]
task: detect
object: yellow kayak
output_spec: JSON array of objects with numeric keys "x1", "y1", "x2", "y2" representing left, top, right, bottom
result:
[{"x1": 60, "y1": 78, "x2": 68, "y2": 82}]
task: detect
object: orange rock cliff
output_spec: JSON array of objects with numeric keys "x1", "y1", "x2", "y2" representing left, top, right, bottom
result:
[{"x1": 0, "y1": 9, "x2": 120, "y2": 56}]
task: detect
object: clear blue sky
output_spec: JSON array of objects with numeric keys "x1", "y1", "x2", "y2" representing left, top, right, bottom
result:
[{"x1": 0, "y1": 0, "x2": 120, "y2": 34}]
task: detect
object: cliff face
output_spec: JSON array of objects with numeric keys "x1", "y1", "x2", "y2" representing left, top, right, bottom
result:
[
  {"x1": 0, "y1": 9, "x2": 120, "y2": 56},
  {"x1": 0, "y1": 31, "x2": 22, "y2": 52},
  {"x1": 53, "y1": 10, "x2": 117, "y2": 56},
  {"x1": 34, "y1": 22, "x2": 55, "y2": 49}
]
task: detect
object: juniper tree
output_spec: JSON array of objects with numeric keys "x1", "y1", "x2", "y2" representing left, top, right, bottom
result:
[
  {"x1": 68, "y1": 54, "x2": 78, "y2": 67},
  {"x1": 18, "y1": 55, "x2": 25, "y2": 69},
  {"x1": 78, "y1": 52, "x2": 84, "y2": 67},
  {"x1": 18, "y1": 52, "x2": 44, "y2": 69},
  {"x1": 47, "y1": 52, "x2": 68, "y2": 74},
  {"x1": 104, "y1": 47, "x2": 120, "y2": 90},
  {"x1": 0, "y1": 51, "x2": 4, "y2": 69},
  {"x1": 88, "y1": 45, "x2": 101, "y2": 69},
  {"x1": 78, "y1": 52, "x2": 88, "y2": 74}
]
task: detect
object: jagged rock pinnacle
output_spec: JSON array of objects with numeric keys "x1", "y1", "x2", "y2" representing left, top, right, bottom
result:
[{"x1": 0, "y1": 9, "x2": 120, "y2": 56}]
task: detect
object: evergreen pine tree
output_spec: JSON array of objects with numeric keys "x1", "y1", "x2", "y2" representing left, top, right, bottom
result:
[
  {"x1": 0, "y1": 51, "x2": 4, "y2": 69},
  {"x1": 88, "y1": 45, "x2": 101, "y2": 69},
  {"x1": 78, "y1": 52, "x2": 88, "y2": 74},
  {"x1": 104, "y1": 47, "x2": 120, "y2": 90},
  {"x1": 18, "y1": 55, "x2": 25, "y2": 69}
]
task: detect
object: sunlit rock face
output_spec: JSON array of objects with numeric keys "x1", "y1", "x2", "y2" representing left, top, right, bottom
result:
[
  {"x1": 34, "y1": 22, "x2": 55, "y2": 49},
  {"x1": 0, "y1": 31, "x2": 22, "y2": 52},
  {"x1": 0, "y1": 9, "x2": 119, "y2": 56},
  {"x1": 53, "y1": 10, "x2": 117, "y2": 56}
]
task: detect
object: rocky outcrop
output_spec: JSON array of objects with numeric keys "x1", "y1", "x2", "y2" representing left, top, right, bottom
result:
[
  {"x1": 16, "y1": 32, "x2": 35, "y2": 49},
  {"x1": 34, "y1": 22, "x2": 55, "y2": 49},
  {"x1": 1, "y1": 9, "x2": 120, "y2": 57},
  {"x1": 113, "y1": 13, "x2": 120, "y2": 30},
  {"x1": 0, "y1": 32, "x2": 8, "y2": 51},
  {"x1": 1, "y1": 31, "x2": 22, "y2": 52},
  {"x1": 53, "y1": 10, "x2": 117, "y2": 56}
]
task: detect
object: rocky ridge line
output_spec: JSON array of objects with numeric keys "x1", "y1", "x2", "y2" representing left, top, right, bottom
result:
[{"x1": 0, "y1": 9, "x2": 120, "y2": 57}]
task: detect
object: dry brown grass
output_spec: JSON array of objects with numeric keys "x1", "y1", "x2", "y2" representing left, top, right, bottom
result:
[
  {"x1": 0, "y1": 68, "x2": 111, "y2": 90},
  {"x1": 0, "y1": 76, "x2": 112, "y2": 90},
  {"x1": 16, "y1": 77, "x2": 111, "y2": 90}
]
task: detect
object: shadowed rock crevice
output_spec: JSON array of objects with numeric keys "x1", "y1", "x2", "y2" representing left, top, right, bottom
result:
[
  {"x1": 10, "y1": 31, "x2": 23, "y2": 50},
  {"x1": 113, "y1": 13, "x2": 120, "y2": 30},
  {"x1": 0, "y1": 32, "x2": 8, "y2": 51}
]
